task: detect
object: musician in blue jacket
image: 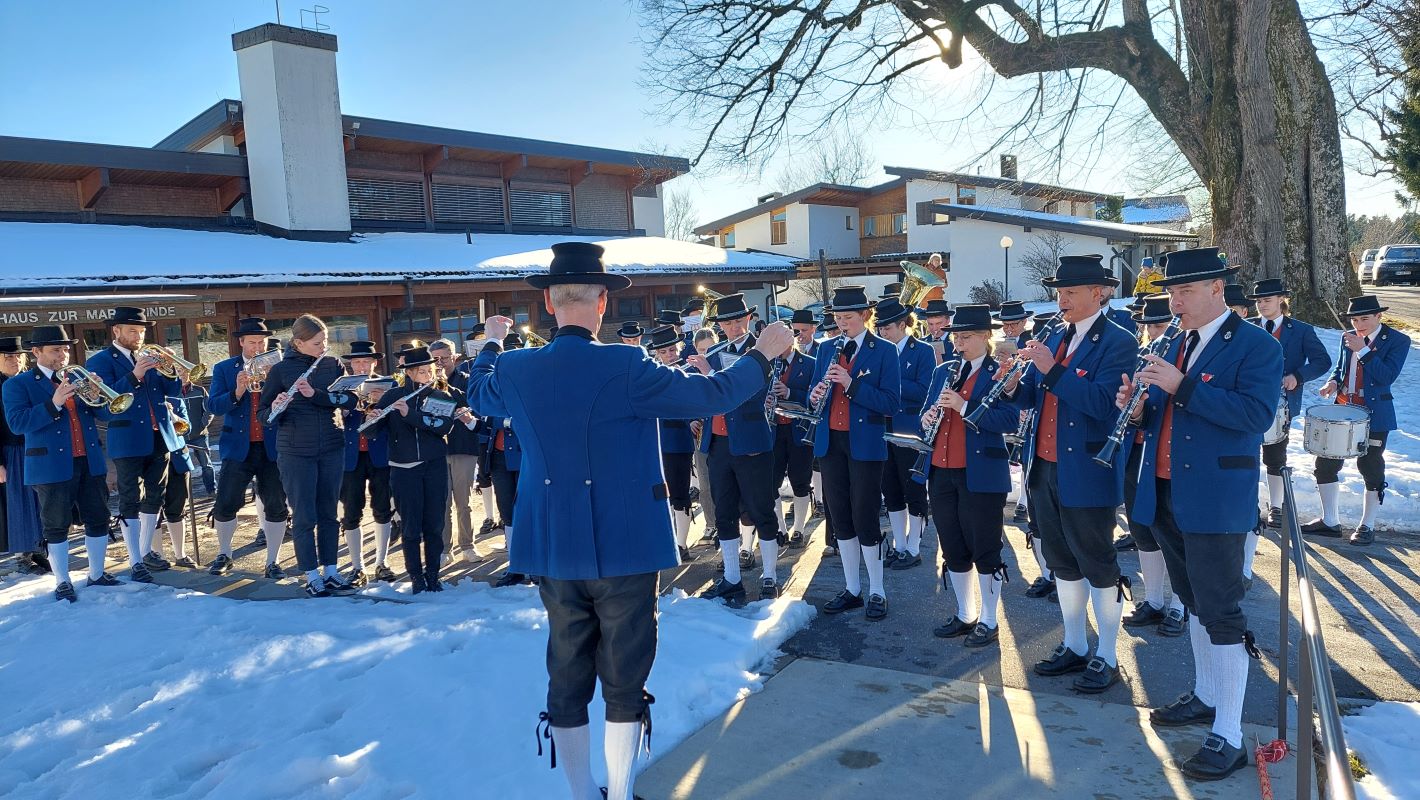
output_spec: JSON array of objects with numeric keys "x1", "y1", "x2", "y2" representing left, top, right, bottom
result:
[
  {"x1": 1119, "y1": 247, "x2": 1283, "y2": 781},
  {"x1": 790, "y1": 308, "x2": 819, "y2": 359},
  {"x1": 1105, "y1": 292, "x2": 1139, "y2": 336},
  {"x1": 2, "y1": 326, "x2": 122, "y2": 601},
  {"x1": 995, "y1": 301, "x2": 1032, "y2": 524},
  {"x1": 206, "y1": 318, "x2": 289, "y2": 578},
  {"x1": 920, "y1": 299, "x2": 955, "y2": 364},
  {"x1": 338, "y1": 342, "x2": 395, "y2": 586},
  {"x1": 1008, "y1": 255, "x2": 1136, "y2": 694},
  {"x1": 485, "y1": 333, "x2": 527, "y2": 588},
  {"x1": 807, "y1": 285, "x2": 903, "y2": 621},
  {"x1": 1303, "y1": 294, "x2": 1410, "y2": 545},
  {"x1": 466, "y1": 242, "x2": 788, "y2": 800},
  {"x1": 768, "y1": 330, "x2": 816, "y2": 548},
  {"x1": 919, "y1": 305, "x2": 1019, "y2": 649},
  {"x1": 648, "y1": 325, "x2": 699, "y2": 560},
  {"x1": 874, "y1": 297, "x2": 934, "y2": 570},
  {"x1": 85, "y1": 306, "x2": 185, "y2": 582}
]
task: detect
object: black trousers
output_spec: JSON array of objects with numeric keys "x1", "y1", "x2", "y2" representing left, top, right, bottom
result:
[
  {"x1": 1315, "y1": 429, "x2": 1389, "y2": 492},
  {"x1": 390, "y1": 460, "x2": 447, "y2": 578},
  {"x1": 490, "y1": 448, "x2": 519, "y2": 525},
  {"x1": 1027, "y1": 459, "x2": 1120, "y2": 588},
  {"x1": 475, "y1": 442, "x2": 493, "y2": 489},
  {"x1": 541, "y1": 571, "x2": 658, "y2": 727},
  {"x1": 928, "y1": 467, "x2": 1005, "y2": 573},
  {"x1": 1262, "y1": 430, "x2": 1290, "y2": 476},
  {"x1": 1148, "y1": 478, "x2": 1247, "y2": 644},
  {"x1": 661, "y1": 451, "x2": 693, "y2": 512},
  {"x1": 881, "y1": 443, "x2": 929, "y2": 517},
  {"x1": 34, "y1": 458, "x2": 111, "y2": 543},
  {"x1": 771, "y1": 424, "x2": 814, "y2": 499},
  {"x1": 820, "y1": 429, "x2": 886, "y2": 547},
  {"x1": 113, "y1": 431, "x2": 170, "y2": 518},
  {"x1": 341, "y1": 450, "x2": 392, "y2": 527},
  {"x1": 214, "y1": 443, "x2": 287, "y2": 523},
  {"x1": 707, "y1": 435, "x2": 777, "y2": 541},
  {"x1": 1123, "y1": 443, "x2": 1159, "y2": 552},
  {"x1": 279, "y1": 449, "x2": 343, "y2": 571},
  {"x1": 162, "y1": 460, "x2": 189, "y2": 522}
]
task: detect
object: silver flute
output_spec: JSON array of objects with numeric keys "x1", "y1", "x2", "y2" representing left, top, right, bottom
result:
[
  {"x1": 358, "y1": 381, "x2": 434, "y2": 433},
  {"x1": 266, "y1": 350, "x2": 328, "y2": 423}
]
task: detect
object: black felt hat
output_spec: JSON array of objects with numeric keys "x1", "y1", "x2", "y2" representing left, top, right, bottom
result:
[
  {"x1": 400, "y1": 346, "x2": 435, "y2": 368},
  {"x1": 655, "y1": 309, "x2": 683, "y2": 327},
  {"x1": 344, "y1": 341, "x2": 384, "y2": 360},
  {"x1": 919, "y1": 299, "x2": 952, "y2": 318},
  {"x1": 706, "y1": 293, "x2": 756, "y2": 322},
  {"x1": 994, "y1": 301, "x2": 1029, "y2": 321},
  {"x1": 1133, "y1": 295, "x2": 1173, "y2": 324},
  {"x1": 1345, "y1": 295, "x2": 1388, "y2": 316},
  {"x1": 1246, "y1": 278, "x2": 1289, "y2": 299},
  {"x1": 0, "y1": 335, "x2": 23, "y2": 354},
  {"x1": 646, "y1": 325, "x2": 681, "y2": 351},
  {"x1": 25, "y1": 325, "x2": 77, "y2": 348},
  {"x1": 526, "y1": 242, "x2": 631, "y2": 291},
  {"x1": 1154, "y1": 247, "x2": 1239, "y2": 287},
  {"x1": 1224, "y1": 283, "x2": 1253, "y2": 309},
  {"x1": 232, "y1": 317, "x2": 273, "y2": 338},
  {"x1": 827, "y1": 285, "x2": 876, "y2": 312},
  {"x1": 107, "y1": 306, "x2": 156, "y2": 326},
  {"x1": 1041, "y1": 255, "x2": 1120, "y2": 288},
  {"x1": 874, "y1": 297, "x2": 916, "y2": 327},
  {"x1": 946, "y1": 304, "x2": 1003, "y2": 332},
  {"x1": 790, "y1": 309, "x2": 817, "y2": 326},
  {"x1": 617, "y1": 321, "x2": 645, "y2": 339}
]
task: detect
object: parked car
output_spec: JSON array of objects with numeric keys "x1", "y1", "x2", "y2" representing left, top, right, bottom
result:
[
  {"x1": 1375, "y1": 244, "x2": 1420, "y2": 286},
  {"x1": 1359, "y1": 248, "x2": 1380, "y2": 284}
]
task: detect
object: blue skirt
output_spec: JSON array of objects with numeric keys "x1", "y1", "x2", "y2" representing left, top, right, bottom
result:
[{"x1": 4, "y1": 445, "x2": 43, "y2": 553}]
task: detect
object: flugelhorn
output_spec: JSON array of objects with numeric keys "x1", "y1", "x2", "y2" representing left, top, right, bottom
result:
[
  {"x1": 697, "y1": 285, "x2": 727, "y2": 321},
  {"x1": 244, "y1": 348, "x2": 282, "y2": 393},
  {"x1": 57, "y1": 365, "x2": 134, "y2": 414},
  {"x1": 520, "y1": 326, "x2": 550, "y2": 348},
  {"x1": 139, "y1": 344, "x2": 207, "y2": 382}
]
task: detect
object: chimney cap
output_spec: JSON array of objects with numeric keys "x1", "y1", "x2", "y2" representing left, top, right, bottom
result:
[
  {"x1": 756, "y1": 191, "x2": 783, "y2": 204},
  {"x1": 233, "y1": 23, "x2": 337, "y2": 53}
]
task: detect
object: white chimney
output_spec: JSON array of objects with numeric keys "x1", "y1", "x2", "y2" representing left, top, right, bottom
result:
[{"x1": 233, "y1": 23, "x2": 351, "y2": 239}]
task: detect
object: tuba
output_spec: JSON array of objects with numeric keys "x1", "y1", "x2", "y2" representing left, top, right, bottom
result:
[
  {"x1": 57, "y1": 366, "x2": 134, "y2": 414},
  {"x1": 697, "y1": 285, "x2": 727, "y2": 321},
  {"x1": 898, "y1": 260, "x2": 947, "y2": 309},
  {"x1": 139, "y1": 344, "x2": 207, "y2": 382},
  {"x1": 520, "y1": 326, "x2": 550, "y2": 348}
]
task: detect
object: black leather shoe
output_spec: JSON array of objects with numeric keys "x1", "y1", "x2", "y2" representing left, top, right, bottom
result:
[
  {"x1": 253, "y1": 529, "x2": 267, "y2": 547},
  {"x1": 1113, "y1": 533, "x2": 1137, "y2": 551},
  {"x1": 865, "y1": 593, "x2": 888, "y2": 620},
  {"x1": 1178, "y1": 733, "x2": 1248, "y2": 781},
  {"x1": 678, "y1": 546, "x2": 692, "y2": 562},
  {"x1": 883, "y1": 547, "x2": 900, "y2": 569},
  {"x1": 700, "y1": 578, "x2": 746, "y2": 608},
  {"x1": 88, "y1": 572, "x2": 121, "y2": 587},
  {"x1": 130, "y1": 563, "x2": 155, "y2": 584},
  {"x1": 173, "y1": 556, "x2": 199, "y2": 569},
  {"x1": 738, "y1": 549, "x2": 755, "y2": 570},
  {"x1": 1123, "y1": 601, "x2": 1165, "y2": 628},
  {"x1": 409, "y1": 573, "x2": 427, "y2": 595},
  {"x1": 964, "y1": 623, "x2": 999, "y2": 648},
  {"x1": 1300, "y1": 518, "x2": 1342, "y2": 537},
  {"x1": 1350, "y1": 525, "x2": 1375, "y2": 546},
  {"x1": 889, "y1": 551, "x2": 922, "y2": 570},
  {"x1": 1034, "y1": 644, "x2": 1089, "y2": 676},
  {"x1": 822, "y1": 589, "x2": 864, "y2": 614},
  {"x1": 143, "y1": 551, "x2": 171, "y2": 571},
  {"x1": 1149, "y1": 691, "x2": 1216, "y2": 728},
  {"x1": 1157, "y1": 606, "x2": 1188, "y2": 637},
  {"x1": 1013, "y1": 505, "x2": 1028, "y2": 523},
  {"x1": 346, "y1": 570, "x2": 369, "y2": 589},
  {"x1": 933, "y1": 616, "x2": 977, "y2": 638},
  {"x1": 425, "y1": 571, "x2": 444, "y2": 592},
  {"x1": 1267, "y1": 507, "x2": 1283, "y2": 528},
  {"x1": 1072, "y1": 657, "x2": 1121, "y2": 693},
  {"x1": 374, "y1": 564, "x2": 397, "y2": 582},
  {"x1": 788, "y1": 530, "x2": 804, "y2": 547},
  {"x1": 1025, "y1": 576, "x2": 1055, "y2": 598},
  {"x1": 264, "y1": 562, "x2": 286, "y2": 580},
  {"x1": 54, "y1": 582, "x2": 78, "y2": 603},
  {"x1": 494, "y1": 571, "x2": 526, "y2": 588},
  {"x1": 760, "y1": 577, "x2": 778, "y2": 600},
  {"x1": 207, "y1": 553, "x2": 234, "y2": 576}
]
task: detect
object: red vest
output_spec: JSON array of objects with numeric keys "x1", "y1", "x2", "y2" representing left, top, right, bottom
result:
[
  {"x1": 931, "y1": 369, "x2": 981, "y2": 469},
  {"x1": 1035, "y1": 339, "x2": 1073, "y2": 462}
]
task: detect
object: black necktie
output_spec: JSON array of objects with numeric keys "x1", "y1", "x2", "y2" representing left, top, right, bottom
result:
[
  {"x1": 1182, "y1": 331, "x2": 1201, "y2": 370},
  {"x1": 1265, "y1": 319, "x2": 1276, "y2": 335},
  {"x1": 841, "y1": 340, "x2": 858, "y2": 361},
  {"x1": 953, "y1": 361, "x2": 972, "y2": 391}
]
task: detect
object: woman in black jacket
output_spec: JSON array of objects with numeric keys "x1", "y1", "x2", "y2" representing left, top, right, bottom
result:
[
  {"x1": 258, "y1": 315, "x2": 359, "y2": 597},
  {"x1": 364, "y1": 346, "x2": 465, "y2": 593}
]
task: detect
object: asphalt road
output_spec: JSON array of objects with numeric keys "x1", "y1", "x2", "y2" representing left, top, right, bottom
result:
[{"x1": 1371, "y1": 284, "x2": 1420, "y2": 325}]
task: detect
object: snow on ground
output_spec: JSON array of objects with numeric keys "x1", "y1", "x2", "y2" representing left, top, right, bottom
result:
[
  {"x1": 1345, "y1": 701, "x2": 1420, "y2": 800},
  {"x1": 0, "y1": 577, "x2": 813, "y2": 799}
]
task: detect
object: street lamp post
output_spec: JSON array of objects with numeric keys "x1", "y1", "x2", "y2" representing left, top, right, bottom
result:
[{"x1": 1000, "y1": 235, "x2": 1014, "y2": 304}]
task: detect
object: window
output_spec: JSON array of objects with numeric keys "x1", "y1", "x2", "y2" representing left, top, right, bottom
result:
[
  {"x1": 438, "y1": 308, "x2": 481, "y2": 341},
  {"x1": 388, "y1": 308, "x2": 434, "y2": 335},
  {"x1": 496, "y1": 305, "x2": 531, "y2": 326},
  {"x1": 891, "y1": 213, "x2": 906, "y2": 235},
  {"x1": 617, "y1": 296, "x2": 646, "y2": 318},
  {"x1": 932, "y1": 197, "x2": 952, "y2": 224},
  {"x1": 721, "y1": 227, "x2": 736, "y2": 248},
  {"x1": 264, "y1": 315, "x2": 371, "y2": 357},
  {"x1": 845, "y1": 214, "x2": 853, "y2": 230},
  {"x1": 656, "y1": 294, "x2": 689, "y2": 315},
  {"x1": 770, "y1": 207, "x2": 788, "y2": 245},
  {"x1": 862, "y1": 215, "x2": 877, "y2": 238},
  {"x1": 956, "y1": 185, "x2": 976, "y2": 206},
  {"x1": 510, "y1": 188, "x2": 572, "y2": 228}
]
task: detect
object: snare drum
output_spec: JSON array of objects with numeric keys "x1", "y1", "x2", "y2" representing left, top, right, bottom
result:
[
  {"x1": 1302, "y1": 404, "x2": 1371, "y2": 459},
  {"x1": 1262, "y1": 399, "x2": 1290, "y2": 445}
]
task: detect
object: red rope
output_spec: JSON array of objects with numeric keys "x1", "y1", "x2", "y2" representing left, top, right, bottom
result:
[{"x1": 1255, "y1": 738, "x2": 1291, "y2": 800}]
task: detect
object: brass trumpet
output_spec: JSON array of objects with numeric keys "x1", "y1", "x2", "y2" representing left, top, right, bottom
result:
[
  {"x1": 139, "y1": 344, "x2": 207, "y2": 382},
  {"x1": 697, "y1": 285, "x2": 727, "y2": 320},
  {"x1": 245, "y1": 348, "x2": 282, "y2": 393},
  {"x1": 57, "y1": 366, "x2": 134, "y2": 414},
  {"x1": 166, "y1": 403, "x2": 192, "y2": 437},
  {"x1": 520, "y1": 326, "x2": 550, "y2": 348}
]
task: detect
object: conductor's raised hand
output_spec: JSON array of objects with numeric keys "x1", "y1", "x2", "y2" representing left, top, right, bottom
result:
[{"x1": 484, "y1": 315, "x2": 515, "y2": 344}]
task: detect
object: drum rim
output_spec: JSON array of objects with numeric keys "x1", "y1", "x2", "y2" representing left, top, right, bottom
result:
[{"x1": 1305, "y1": 404, "x2": 1371, "y2": 421}]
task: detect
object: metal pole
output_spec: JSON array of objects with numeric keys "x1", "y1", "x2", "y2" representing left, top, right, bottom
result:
[
  {"x1": 817, "y1": 249, "x2": 830, "y2": 310},
  {"x1": 186, "y1": 471, "x2": 201, "y2": 566},
  {"x1": 1277, "y1": 469, "x2": 1293, "y2": 743},
  {"x1": 1004, "y1": 246, "x2": 1010, "y2": 302}
]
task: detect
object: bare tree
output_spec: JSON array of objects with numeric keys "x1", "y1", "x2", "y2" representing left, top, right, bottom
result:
[
  {"x1": 639, "y1": 0, "x2": 1363, "y2": 321},
  {"x1": 1019, "y1": 230, "x2": 1069, "y2": 300},
  {"x1": 663, "y1": 185, "x2": 699, "y2": 241},
  {"x1": 773, "y1": 128, "x2": 876, "y2": 192}
]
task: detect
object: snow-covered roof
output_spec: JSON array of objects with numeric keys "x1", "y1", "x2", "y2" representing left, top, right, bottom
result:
[
  {"x1": 930, "y1": 203, "x2": 1198, "y2": 242},
  {"x1": 0, "y1": 223, "x2": 797, "y2": 291},
  {"x1": 1122, "y1": 195, "x2": 1192, "y2": 225}
]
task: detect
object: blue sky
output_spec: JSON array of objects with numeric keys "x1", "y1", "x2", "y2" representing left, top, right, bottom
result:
[{"x1": 0, "y1": 0, "x2": 1405, "y2": 226}]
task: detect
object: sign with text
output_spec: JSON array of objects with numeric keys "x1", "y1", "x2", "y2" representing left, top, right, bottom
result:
[{"x1": 0, "y1": 302, "x2": 216, "y2": 328}]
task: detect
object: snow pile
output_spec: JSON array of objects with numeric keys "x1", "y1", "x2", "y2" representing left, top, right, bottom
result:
[
  {"x1": 1345, "y1": 701, "x2": 1420, "y2": 800},
  {"x1": 0, "y1": 577, "x2": 813, "y2": 798}
]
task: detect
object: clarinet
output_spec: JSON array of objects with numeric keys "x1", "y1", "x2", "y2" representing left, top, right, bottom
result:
[
  {"x1": 1007, "y1": 408, "x2": 1035, "y2": 466},
  {"x1": 963, "y1": 312, "x2": 1063, "y2": 431},
  {"x1": 1093, "y1": 316, "x2": 1184, "y2": 467},
  {"x1": 764, "y1": 356, "x2": 786, "y2": 424},
  {"x1": 358, "y1": 380, "x2": 434, "y2": 433},
  {"x1": 910, "y1": 357, "x2": 963, "y2": 480},
  {"x1": 799, "y1": 335, "x2": 844, "y2": 447},
  {"x1": 266, "y1": 350, "x2": 328, "y2": 423}
]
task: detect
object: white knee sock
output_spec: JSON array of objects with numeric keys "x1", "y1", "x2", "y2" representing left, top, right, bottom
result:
[
  {"x1": 551, "y1": 724, "x2": 600, "y2": 800},
  {"x1": 738, "y1": 523, "x2": 752, "y2": 554},
  {"x1": 793, "y1": 494, "x2": 812, "y2": 533},
  {"x1": 345, "y1": 528, "x2": 365, "y2": 572},
  {"x1": 85, "y1": 536, "x2": 107, "y2": 581},
  {"x1": 1055, "y1": 578, "x2": 1089, "y2": 655},
  {"x1": 215, "y1": 518, "x2": 238, "y2": 557},
  {"x1": 673, "y1": 510, "x2": 691, "y2": 549},
  {"x1": 1088, "y1": 583, "x2": 1125, "y2": 667},
  {"x1": 1267, "y1": 474, "x2": 1285, "y2": 509},
  {"x1": 1242, "y1": 530, "x2": 1258, "y2": 579},
  {"x1": 604, "y1": 720, "x2": 644, "y2": 800},
  {"x1": 1032, "y1": 538, "x2": 1052, "y2": 581},
  {"x1": 811, "y1": 472, "x2": 822, "y2": 503},
  {"x1": 759, "y1": 536, "x2": 778, "y2": 581},
  {"x1": 862, "y1": 542, "x2": 885, "y2": 598},
  {"x1": 254, "y1": 494, "x2": 266, "y2": 521},
  {"x1": 906, "y1": 514, "x2": 926, "y2": 556},
  {"x1": 374, "y1": 521, "x2": 392, "y2": 566},
  {"x1": 264, "y1": 519, "x2": 285, "y2": 566},
  {"x1": 778, "y1": 496, "x2": 790, "y2": 535},
  {"x1": 1362, "y1": 490, "x2": 1381, "y2": 528},
  {"x1": 720, "y1": 540, "x2": 741, "y2": 584},
  {"x1": 166, "y1": 520, "x2": 186, "y2": 560},
  {"x1": 1139, "y1": 549, "x2": 1167, "y2": 608},
  {"x1": 323, "y1": 563, "x2": 339, "y2": 579},
  {"x1": 49, "y1": 541, "x2": 71, "y2": 587},
  {"x1": 1210, "y1": 642, "x2": 1249, "y2": 748},
  {"x1": 1168, "y1": 594, "x2": 1185, "y2": 613},
  {"x1": 138, "y1": 511, "x2": 160, "y2": 556},
  {"x1": 839, "y1": 538, "x2": 862, "y2": 596},
  {"x1": 1318, "y1": 482, "x2": 1340, "y2": 526},
  {"x1": 120, "y1": 518, "x2": 140, "y2": 567},
  {"x1": 887, "y1": 509, "x2": 907, "y2": 551},
  {"x1": 978, "y1": 571, "x2": 1002, "y2": 628},
  {"x1": 480, "y1": 486, "x2": 496, "y2": 524},
  {"x1": 1189, "y1": 614, "x2": 1216, "y2": 707},
  {"x1": 948, "y1": 570, "x2": 977, "y2": 622}
]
